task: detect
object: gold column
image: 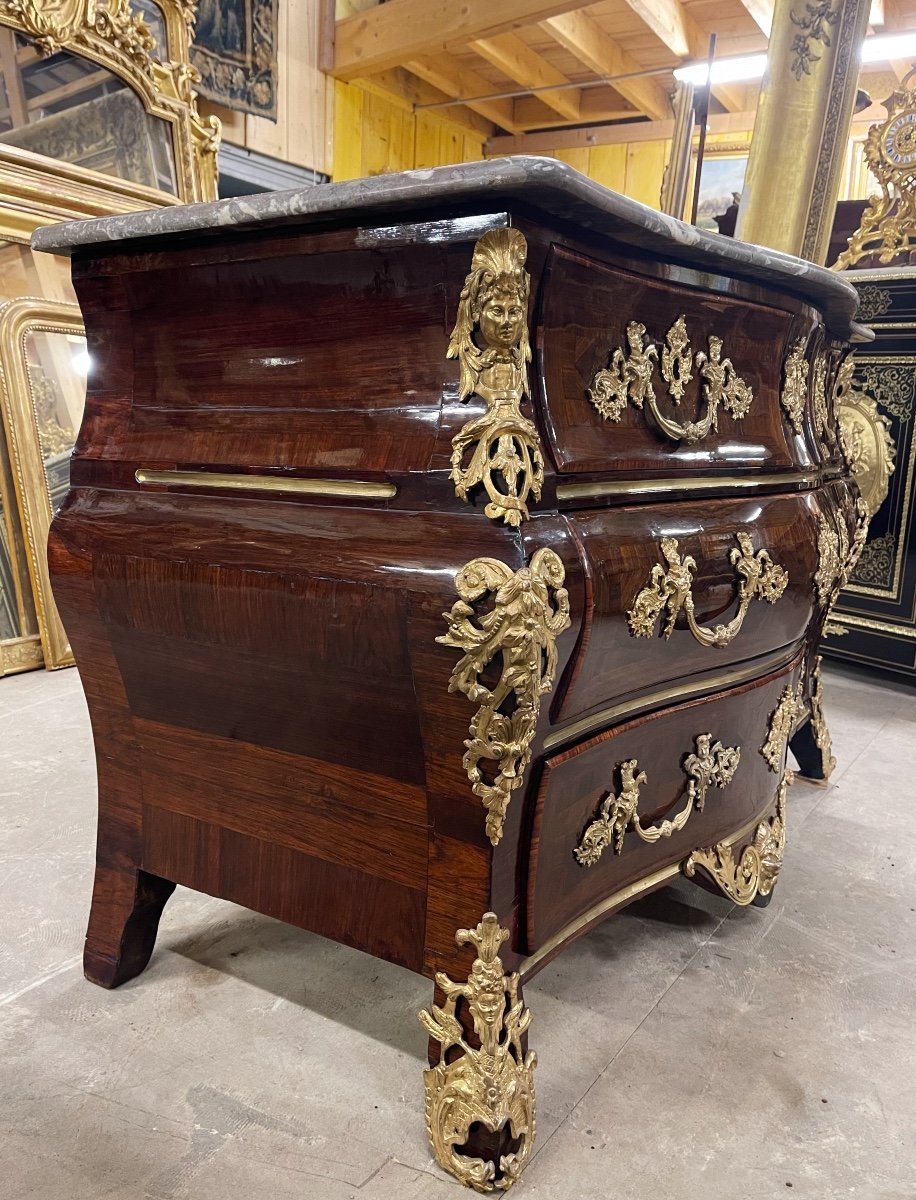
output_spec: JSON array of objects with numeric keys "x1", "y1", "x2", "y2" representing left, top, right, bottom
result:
[{"x1": 736, "y1": 0, "x2": 871, "y2": 262}]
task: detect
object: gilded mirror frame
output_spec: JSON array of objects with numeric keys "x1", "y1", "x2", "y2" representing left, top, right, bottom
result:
[
  {"x1": 0, "y1": 0, "x2": 220, "y2": 203},
  {"x1": 0, "y1": 297, "x2": 83, "y2": 668}
]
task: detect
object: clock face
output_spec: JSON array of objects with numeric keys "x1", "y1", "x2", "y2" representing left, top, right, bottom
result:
[{"x1": 883, "y1": 111, "x2": 916, "y2": 166}]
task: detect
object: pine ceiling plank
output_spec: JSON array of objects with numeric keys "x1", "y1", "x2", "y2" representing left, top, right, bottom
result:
[
  {"x1": 542, "y1": 10, "x2": 672, "y2": 119},
  {"x1": 470, "y1": 32, "x2": 582, "y2": 120},
  {"x1": 621, "y1": 0, "x2": 708, "y2": 59},
  {"x1": 334, "y1": 0, "x2": 600, "y2": 80}
]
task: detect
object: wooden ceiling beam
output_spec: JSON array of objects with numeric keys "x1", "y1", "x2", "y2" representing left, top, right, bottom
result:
[
  {"x1": 407, "y1": 55, "x2": 523, "y2": 132},
  {"x1": 737, "y1": 0, "x2": 774, "y2": 36},
  {"x1": 542, "y1": 10, "x2": 672, "y2": 120},
  {"x1": 512, "y1": 87, "x2": 637, "y2": 128},
  {"x1": 470, "y1": 32, "x2": 582, "y2": 121},
  {"x1": 621, "y1": 0, "x2": 707, "y2": 60},
  {"x1": 712, "y1": 82, "x2": 747, "y2": 112},
  {"x1": 333, "y1": 0, "x2": 599, "y2": 80}
]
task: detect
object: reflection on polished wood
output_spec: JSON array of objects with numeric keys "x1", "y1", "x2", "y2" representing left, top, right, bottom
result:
[{"x1": 40, "y1": 161, "x2": 860, "y2": 1190}]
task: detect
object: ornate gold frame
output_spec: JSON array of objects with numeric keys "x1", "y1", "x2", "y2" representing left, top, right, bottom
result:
[
  {"x1": 0, "y1": 298, "x2": 83, "y2": 669},
  {"x1": 0, "y1": 0, "x2": 219, "y2": 204}
]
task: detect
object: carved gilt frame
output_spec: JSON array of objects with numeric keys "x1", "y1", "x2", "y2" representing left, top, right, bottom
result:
[
  {"x1": 0, "y1": 297, "x2": 83, "y2": 668},
  {"x1": 0, "y1": 0, "x2": 220, "y2": 204}
]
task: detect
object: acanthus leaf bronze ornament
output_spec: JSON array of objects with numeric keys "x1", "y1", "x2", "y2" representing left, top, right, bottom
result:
[
  {"x1": 447, "y1": 228, "x2": 544, "y2": 527},
  {"x1": 761, "y1": 680, "x2": 805, "y2": 773},
  {"x1": 661, "y1": 315, "x2": 693, "y2": 401},
  {"x1": 781, "y1": 337, "x2": 809, "y2": 434},
  {"x1": 815, "y1": 498, "x2": 870, "y2": 608},
  {"x1": 833, "y1": 358, "x2": 896, "y2": 520},
  {"x1": 812, "y1": 352, "x2": 830, "y2": 441},
  {"x1": 438, "y1": 549, "x2": 571, "y2": 846},
  {"x1": 574, "y1": 734, "x2": 741, "y2": 868},
  {"x1": 808, "y1": 656, "x2": 837, "y2": 780},
  {"x1": 588, "y1": 316, "x2": 753, "y2": 444},
  {"x1": 789, "y1": 0, "x2": 839, "y2": 81},
  {"x1": 419, "y1": 913, "x2": 536, "y2": 1193},
  {"x1": 628, "y1": 533, "x2": 788, "y2": 648},
  {"x1": 684, "y1": 772, "x2": 791, "y2": 904},
  {"x1": 835, "y1": 77, "x2": 916, "y2": 269}
]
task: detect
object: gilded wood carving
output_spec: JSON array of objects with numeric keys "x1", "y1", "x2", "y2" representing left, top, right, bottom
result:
[
  {"x1": 628, "y1": 533, "x2": 788, "y2": 648},
  {"x1": 574, "y1": 734, "x2": 741, "y2": 868},
  {"x1": 438, "y1": 549, "x2": 571, "y2": 846},
  {"x1": 588, "y1": 316, "x2": 753, "y2": 444},
  {"x1": 419, "y1": 913, "x2": 535, "y2": 1193},
  {"x1": 0, "y1": 0, "x2": 220, "y2": 203},
  {"x1": 448, "y1": 229, "x2": 544, "y2": 527},
  {"x1": 684, "y1": 772, "x2": 790, "y2": 905}
]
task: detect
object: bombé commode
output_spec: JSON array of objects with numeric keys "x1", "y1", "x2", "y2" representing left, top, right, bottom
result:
[{"x1": 33, "y1": 157, "x2": 867, "y2": 1192}]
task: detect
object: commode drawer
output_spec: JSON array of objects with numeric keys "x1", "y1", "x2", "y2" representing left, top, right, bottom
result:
[
  {"x1": 538, "y1": 244, "x2": 826, "y2": 476},
  {"x1": 527, "y1": 662, "x2": 799, "y2": 951},
  {"x1": 550, "y1": 487, "x2": 844, "y2": 728}
]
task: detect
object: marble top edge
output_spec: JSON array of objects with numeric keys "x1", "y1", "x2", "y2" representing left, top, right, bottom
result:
[{"x1": 31, "y1": 156, "x2": 860, "y2": 333}]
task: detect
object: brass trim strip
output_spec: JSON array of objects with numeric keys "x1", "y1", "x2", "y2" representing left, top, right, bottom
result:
[
  {"x1": 827, "y1": 612, "x2": 916, "y2": 641},
  {"x1": 542, "y1": 646, "x2": 797, "y2": 753},
  {"x1": 556, "y1": 471, "x2": 820, "y2": 502},
  {"x1": 519, "y1": 801, "x2": 773, "y2": 978},
  {"x1": 135, "y1": 469, "x2": 397, "y2": 500}
]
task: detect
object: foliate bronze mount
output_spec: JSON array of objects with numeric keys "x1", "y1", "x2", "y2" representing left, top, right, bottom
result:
[
  {"x1": 628, "y1": 533, "x2": 789, "y2": 648},
  {"x1": 781, "y1": 338, "x2": 809, "y2": 434},
  {"x1": 807, "y1": 656, "x2": 837, "y2": 780},
  {"x1": 761, "y1": 680, "x2": 805, "y2": 773},
  {"x1": 574, "y1": 734, "x2": 741, "y2": 868},
  {"x1": 448, "y1": 228, "x2": 544, "y2": 527},
  {"x1": 438, "y1": 549, "x2": 571, "y2": 846},
  {"x1": 419, "y1": 913, "x2": 536, "y2": 1193},
  {"x1": 588, "y1": 316, "x2": 753, "y2": 444},
  {"x1": 834, "y1": 358, "x2": 896, "y2": 520},
  {"x1": 815, "y1": 497, "x2": 870, "y2": 608},
  {"x1": 684, "y1": 772, "x2": 791, "y2": 905}
]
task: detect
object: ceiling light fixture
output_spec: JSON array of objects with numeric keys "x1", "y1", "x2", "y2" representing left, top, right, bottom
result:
[{"x1": 674, "y1": 30, "x2": 916, "y2": 87}]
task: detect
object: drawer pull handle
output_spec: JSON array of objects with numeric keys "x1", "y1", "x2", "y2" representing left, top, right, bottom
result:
[
  {"x1": 588, "y1": 316, "x2": 753, "y2": 445},
  {"x1": 628, "y1": 533, "x2": 788, "y2": 648},
  {"x1": 438, "y1": 548, "x2": 571, "y2": 846},
  {"x1": 684, "y1": 772, "x2": 789, "y2": 905},
  {"x1": 574, "y1": 734, "x2": 740, "y2": 868}
]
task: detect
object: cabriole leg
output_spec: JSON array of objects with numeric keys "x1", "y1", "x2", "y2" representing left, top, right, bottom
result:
[
  {"x1": 83, "y1": 866, "x2": 176, "y2": 988},
  {"x1": 419, "y1": 913, "x2": 536, "y2": 1192}
]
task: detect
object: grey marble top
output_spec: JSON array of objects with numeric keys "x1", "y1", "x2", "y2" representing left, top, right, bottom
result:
[{"x1": 32, "y1": 156, "x2": 866, "y2": 340}]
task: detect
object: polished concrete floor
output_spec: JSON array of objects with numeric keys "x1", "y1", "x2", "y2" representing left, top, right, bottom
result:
[{"x1": 1, "y1": 662, "x2": 915, "y2": 1200}]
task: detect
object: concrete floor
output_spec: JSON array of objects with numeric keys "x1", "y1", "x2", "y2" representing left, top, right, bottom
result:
[{"x1": 1, "y1": 663, "x2": 915, "y2": 1200}]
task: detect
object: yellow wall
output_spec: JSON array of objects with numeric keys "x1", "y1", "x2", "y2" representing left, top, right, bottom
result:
[{"x1": 332, "y1": 80, "x2": 486, "y2": 181}]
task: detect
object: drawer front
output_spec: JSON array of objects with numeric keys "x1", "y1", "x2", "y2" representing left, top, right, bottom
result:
[
  {"x1": 538, "y1": 245, "x2": 819, "y2": 476},
  {"x1": 552, "y1": 489, "x2": 828, "y2": 729},
  {"x1": 527, "y1": 662, "x2": 799, "y2": 951}
]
